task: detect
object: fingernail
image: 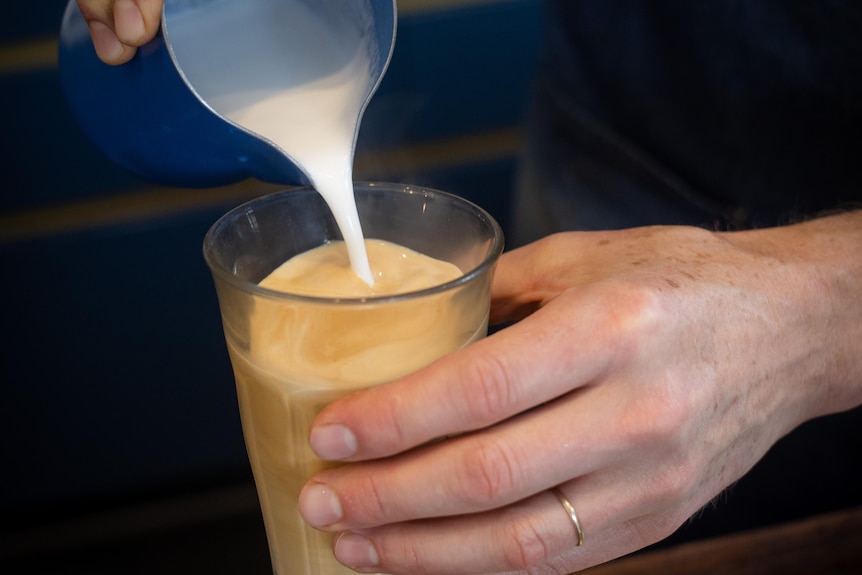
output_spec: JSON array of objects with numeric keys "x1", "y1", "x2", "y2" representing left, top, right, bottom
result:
[
  {"x1": 309, "y1": 424, "x2": 357, "y2": 460},
  {"x1": 335, "y1": 532, "x2": 379, "y2": 569},
  {"x1": 88, "y1": 21, "x2": 124, "y2": 63},
  {"x1": 298, "y1": 483, "x2": 343, "y2": 528},
  {"x1": 114, "y1": 0, "x2": 146, "y2": 43}
]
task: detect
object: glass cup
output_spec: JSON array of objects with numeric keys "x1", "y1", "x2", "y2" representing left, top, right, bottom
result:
[{"x1": 203, "y1": 182, "x2": 504, "y2": 575}]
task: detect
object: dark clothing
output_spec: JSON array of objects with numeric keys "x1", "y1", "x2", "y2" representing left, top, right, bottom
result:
[
  {"x1": 515, "y1": 0, "x2": 862, "y2": 242},
  {"x1": 515, "y1": 0, "x2": 862, "y2": 547}
]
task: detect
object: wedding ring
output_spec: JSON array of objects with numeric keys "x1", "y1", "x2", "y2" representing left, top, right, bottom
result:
[{"x1": 551, "y1": 487, "x2": 585, "y2": 546}]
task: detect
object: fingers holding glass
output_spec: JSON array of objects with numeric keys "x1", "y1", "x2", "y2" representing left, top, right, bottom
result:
[
  {"x1": 299, "y1": 350, "x2": 721, "y2": 572},
  {"x1": 301, "y1": 383, "x2": 614, "y2": 532},
  {"x1": 308, "y1": 287, "x2": 640, "y2": 464},
  {"x1": 321, "y1": 478, "x2": 692, "y2": 575},
  {"x1": 298, "y1": 390, "x2": 701, "y2": 574},
  {"x1": 330, "y1": 490, "x2": 586, "y2": 575}
]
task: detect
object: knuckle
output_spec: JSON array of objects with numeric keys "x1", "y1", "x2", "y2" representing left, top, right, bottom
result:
[
  {"x1": 612, "y1": 375, "x2": 693, "y2": 450},
  {"x1": 347, "y1": 387, "x2": 411, "y2": 457},
  {"x1": 357, "y1": 528, "x2": 424, "y2": 575},
  {"x1": 648, "y1": 396, "x2": 690, "y2": 445},
  {"x1": 656, "y1": 394, "x2": 694, "y2": 442},
  {"x1": 655, "y1": 462, "x2": 696, "y2": 505},
  {"x1": 347, "y1": 469, "x2": 391, "y2": 526},
  {"x1": 604, "y1": 282, "x2": 665, "y2": 342},
  {"x1": 381, "y1": 535, "x2": 427, "y2": 575},
  {"x1": 499, "y1": 516, "x2": 553, "y2": 571},
  {"x1": 639, "y1": 456, "x2": 702, "y2": 513},
  {"x1": 455, "y1": 436, "x2": 521, "y2": 506},
  {"x1": 375, "y1": 392, "x2": 411, "y2": 451},
  {"x1": 462, "y1": 349, "x2": 518, "y2": 424}
]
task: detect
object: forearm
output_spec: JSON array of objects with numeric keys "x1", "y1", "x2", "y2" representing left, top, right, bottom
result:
[{"x1": 723, "y1": 209, "x2": 862, "y2": 420}]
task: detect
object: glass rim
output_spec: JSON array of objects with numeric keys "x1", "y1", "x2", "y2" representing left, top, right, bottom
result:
[{"x1": 202, "y1": 181, "x2": 505, "y2": 305}]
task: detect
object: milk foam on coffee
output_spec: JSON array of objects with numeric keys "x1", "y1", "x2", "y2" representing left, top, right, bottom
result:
[
  {"x1": 261, "y1": 238, "x2": 463, "y2": 298},
  {"x1": 167, "y1": 0, "x2": 377, "y2": 284},
  {"x1": 252, "y1": 238, "x2": 476, "y2": 384}
]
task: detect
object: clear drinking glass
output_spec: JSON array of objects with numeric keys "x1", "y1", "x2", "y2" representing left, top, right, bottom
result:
[{"x1": 203, "y1": 182, "x2": 504, "y2": 575}]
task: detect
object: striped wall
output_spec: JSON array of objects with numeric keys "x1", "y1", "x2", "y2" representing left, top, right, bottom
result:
[{"x1": 0, "y1": 0, "x2": 542, "y2": 517}]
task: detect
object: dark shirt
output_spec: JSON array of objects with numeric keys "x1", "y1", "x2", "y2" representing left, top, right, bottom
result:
[
  {"x1": 514, "y1": 0, "x2": 862, "y2": 548},
  {"x1": 515, "y1": 0, "x2": 862, "y2": 241}
]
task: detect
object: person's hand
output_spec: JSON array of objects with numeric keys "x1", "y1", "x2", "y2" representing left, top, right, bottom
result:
[
  {"x1": 77, "y1": 0, "x2": 164, "y2": 65},
  {"x1": 297, "y1": 214, "x2": 862, "y2": 574}
]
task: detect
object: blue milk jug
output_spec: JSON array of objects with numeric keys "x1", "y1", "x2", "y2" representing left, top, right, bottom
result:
[{"x1": 58, "y1": 0, "x2": 397, "y2": 188}]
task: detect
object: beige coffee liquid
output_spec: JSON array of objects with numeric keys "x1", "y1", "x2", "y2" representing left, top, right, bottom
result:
[{"x1": 226, "y1": 239, "x2": 490, "y2": 575}]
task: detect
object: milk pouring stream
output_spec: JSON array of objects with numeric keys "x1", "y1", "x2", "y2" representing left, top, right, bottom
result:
[
  {"x1": 60, "y1": 0, "x2": 397, "y2": 284},
  {"x1": 166, "y1": 0, "x2": 377, "y2": 283}
]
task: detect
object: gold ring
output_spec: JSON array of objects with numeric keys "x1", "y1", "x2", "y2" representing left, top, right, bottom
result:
[{"x1": 551, "y1": 487, "x2": 585, "y2": 546}]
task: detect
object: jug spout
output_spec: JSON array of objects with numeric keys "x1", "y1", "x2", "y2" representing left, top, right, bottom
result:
[{"x1": 59, "y1": 0, "x2": 397, "y2": 189}]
